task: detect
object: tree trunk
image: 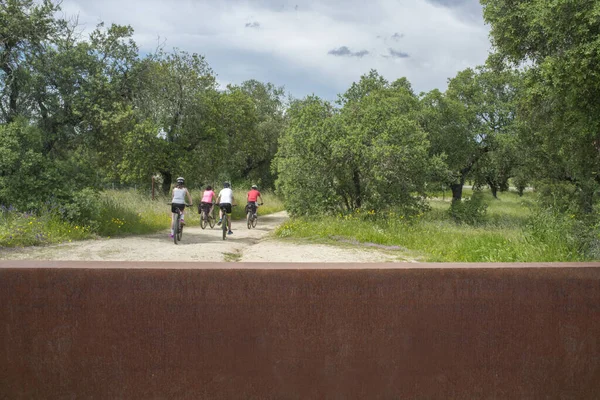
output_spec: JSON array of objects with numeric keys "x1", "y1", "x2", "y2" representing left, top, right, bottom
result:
[
  {"x1": 450, "y1": 183, "x2": 463, "y2": 203},
  {"x1": 161, "y1": 171, "x2": 172, "y2": 194},
  {"x1": 487, "y1": 179, "x2": 498, "y2": 199},
  {"x1": 490, "y1": 185, "x2": 498, "y2": 199},
  {"x1": 353, "y1": 168, "x2": 361, "y2": 209},
  {"x1": 1, "y1": 64, "x2": 19, "y2": 123}
]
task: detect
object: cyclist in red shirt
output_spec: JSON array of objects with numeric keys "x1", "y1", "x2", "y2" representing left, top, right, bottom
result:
[{"x1": 246, "y1": 184, "x2": 263, "y2": 218}]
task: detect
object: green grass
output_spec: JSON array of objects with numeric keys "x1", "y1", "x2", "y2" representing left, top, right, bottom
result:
[
  {"x1": 95, "y1": 190, "x2": 180, "y2": 237},
  {"x1": 0, "y1": 209, "x2": 93, "y2": 247},
  {"x1": 0, "y1": 189, "x2": 286, "y2": 248},
  {"x1": 275, "y1": 189, "x2": 596, "y2": 262}
]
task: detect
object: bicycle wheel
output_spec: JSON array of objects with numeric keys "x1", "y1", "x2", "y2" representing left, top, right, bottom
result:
[
  {"x1": 222, "y1": 215, "x2": 227, "y2": 240},
  {"x1": 200, "y1": 211, "x2": 207, "y2": 229},
  {"x1": 173, "y1": 213, "x2": 180, "y2": 245},
  {"x1": 252, "y1": 215, "x2": 257, "y2": 228},
  {"x1": 208, "y1": 213, "x2": 215, "y2": 229},
  {"x1": 178, "y1": 219, "x2": 183, "y2": 241},
  {"x1": 247, "y1": 212, "x2": 252, "y2": 229}
]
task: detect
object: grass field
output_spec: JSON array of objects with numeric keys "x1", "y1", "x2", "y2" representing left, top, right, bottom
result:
[{"x1": 275, "y1": 189, "x2": 598, "y2": 262}]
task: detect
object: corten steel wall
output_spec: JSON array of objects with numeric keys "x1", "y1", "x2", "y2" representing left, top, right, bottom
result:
[{"x1": 1, "y1": 261, "x2": 600, "y2": 399}]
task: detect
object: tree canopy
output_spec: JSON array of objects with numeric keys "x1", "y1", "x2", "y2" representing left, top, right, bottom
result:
[{"x1": 481, "y1": 0, "x2": 600, "y2": 212}]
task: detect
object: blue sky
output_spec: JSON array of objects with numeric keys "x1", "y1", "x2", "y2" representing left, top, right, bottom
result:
[{"x1": 59, "y1": 0, "x2": 491, "y2": 102}]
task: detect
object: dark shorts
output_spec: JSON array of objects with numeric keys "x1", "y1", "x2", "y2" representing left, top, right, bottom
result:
[
  {"x1": 200, "y1": 202, "x2": 213, "y2": 213},
  {"x1": 171, "y1": 203, "x2": 185, "y2": 213},
  {"x1": 246, "y1": 202, "x2": 257, "y2": 214},
  {"x1": 219, "y1": 203, "x2": 232, "y2": 214}
]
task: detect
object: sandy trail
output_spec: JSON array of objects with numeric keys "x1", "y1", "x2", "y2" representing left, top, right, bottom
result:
[{"x1": 0, "y1": 211, "x2": 408, "y2": 263}]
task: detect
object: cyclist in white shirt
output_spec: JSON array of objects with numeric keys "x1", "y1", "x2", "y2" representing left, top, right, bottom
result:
[
  {"x1": 216, "y1": 182, "x2": 235, "y2": 235},
  {"x1": 170, "y1": 177, "x2": 193, "y2": 238}
]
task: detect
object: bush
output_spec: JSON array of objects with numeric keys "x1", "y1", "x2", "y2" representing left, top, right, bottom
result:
[
  {"x1": 449, "y1": 191, "x2": 488, "y2": 225},
  {"x1": 534, "y1": 181, "x2": 580, "y2": 213},
  {"x1": 59, "y1": 188, "x2": 103, "y2": 229}
]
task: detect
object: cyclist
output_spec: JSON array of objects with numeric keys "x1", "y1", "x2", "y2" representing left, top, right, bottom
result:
[
  {"x1": 246, "y1": 184, "x2": 263, "y2": 218},
  {"x1": 216, "y1": 182, "x2": 235, "y2": 235},
  {"x1": 170, "y1": 177, "x2": 193, "y2": 238},
  {"x1": 199, "y1": 185, "x2": 216, "y2": 220}
]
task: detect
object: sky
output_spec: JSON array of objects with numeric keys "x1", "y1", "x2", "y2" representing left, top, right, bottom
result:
[{"x1": 58, "y1": 0, "x2": 491, "y2": 102}]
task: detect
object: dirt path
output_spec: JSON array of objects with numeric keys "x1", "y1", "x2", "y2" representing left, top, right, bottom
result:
[{"x1": 1, "y1": 212, "x2": 408, "y2": 263}]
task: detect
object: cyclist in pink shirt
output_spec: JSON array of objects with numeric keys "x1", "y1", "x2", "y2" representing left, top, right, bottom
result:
[
  {"x1": 200, "y1": 185, "x2": 216, "y2": 218},
  {"x1": 246, "y1": 184, "x2": 263, "y2": 218}
]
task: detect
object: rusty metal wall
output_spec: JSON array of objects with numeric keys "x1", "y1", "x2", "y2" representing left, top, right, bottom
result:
[{"x1": 1, "y1": 263, "x2": 599, "y2": 399}]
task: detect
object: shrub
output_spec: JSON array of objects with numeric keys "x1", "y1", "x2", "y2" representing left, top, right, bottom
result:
[
  {"x1": 59, "y1": 188, "x2": 103, "y2": 229},
  {"x1": 449, "y1": 191, "x2": 488, "y2": 225}
]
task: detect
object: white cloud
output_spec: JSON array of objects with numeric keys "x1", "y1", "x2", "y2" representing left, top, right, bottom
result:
[{"x1": 58, "y1": 0, "x2": 491, "y2": 99}]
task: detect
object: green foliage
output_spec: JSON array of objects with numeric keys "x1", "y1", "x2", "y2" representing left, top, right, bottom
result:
[
  {"x1": 231, "y1": 80, "x2": 286, "y2": 188},
  {"x1": 0, "y1": 120, "x2": 48, "y2": 209},
  {"x1": 124, "y1": 52, "x2": 285, "y2": 192},
  {"x1": 94, "y1": 193, "x2": 162, "y2": 237},
  {"x1": 524, "y1": 205, "x2": 600, "y2": 261},
  {"x1": 448, "y1": 191, "x2": 488, "y2": 225},
  {"x1": 275, "y1": 71, "x2": 434, "y2": 217},
  {"x1": 126, "y1": 49, "x2": 219, "y2": 191},
  {"x1": 0, "y1": 206, "x2": 93, "y2": 247},
  {"x1": 1, "y1": 1, "x2": 285, "y2": 209},
  {"x1": 276, "y1": 190, "x2": 596, "y2": 262},
  {"x1": 421, "y1": 64, "x2": 521, "y2": 202},
  {"x1": 274, "y1": 96, "x2": 341, "y2": 216},
  {"x1": 339, "y1": 74, "x2": 434, "y2": 212},
  {"x1": 0, "y1": 0, "x2": 61, "y2": 122},
  {"x1": 533, "y1": 181, "x2": 581, "y2": 214},
  {"x1": 481, "y1": 0, "x2": 600, "y2": 214}
]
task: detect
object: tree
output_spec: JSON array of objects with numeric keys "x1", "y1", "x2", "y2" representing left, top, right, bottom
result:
[
  {"x1": 275, "y1": 72, "x2": 435, "y2": 216},
  {"x1": 127, "y1": 49, "x2": 219, "y2": 192},
  {"x1": 236, "y1": 80, "x2": 286, "y2": 188},
  {"x1": 274, "y1": 96, "x2": 342, "y2": 216},
  {"x1": 0, "y1": 1, "x2": 141, "y2": 207},
  {"x1": 338, "y1": 73, "x2": 432, "y2": 212},
  {"x1": 420, "y1": 88, "x2": 475, "y2": 202},
  {"x1": 29, "y1": 22, "x2": 139, "y2": 165},
  {"x1": 481, "y1": 0, "x2": 600, "y2": 212},
  {"x1": 0, "y1": 0, "x2": 60, "y2": 123},
  {"x1": 421, "y1": 64, "x2": 520, "y2": 202}
]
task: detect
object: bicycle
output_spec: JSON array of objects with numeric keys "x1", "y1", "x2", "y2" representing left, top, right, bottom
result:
[
  {"x1": 199, "y1": 202, "x2": 216, "y2": 229},
  {"x1": 219, "y1": 204, "x2": 236, "y2": 240},
  {"x1": 170, "y1": 203, "x2": 192, "y2": 245},
  {"x1": 246, "y1": 202, "x2": 263, "y2": 229}
]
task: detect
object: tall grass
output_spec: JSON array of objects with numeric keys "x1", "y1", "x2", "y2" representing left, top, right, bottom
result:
[
  {"x1": 0, "y1": 207, "x2": 92, "y2": 247},
  {"x1": 94, "y1": 190, "x2": 179, "y2": 236},
  {"x1": 276, "y1": 189, "x2": 598, "y2": 262}
]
